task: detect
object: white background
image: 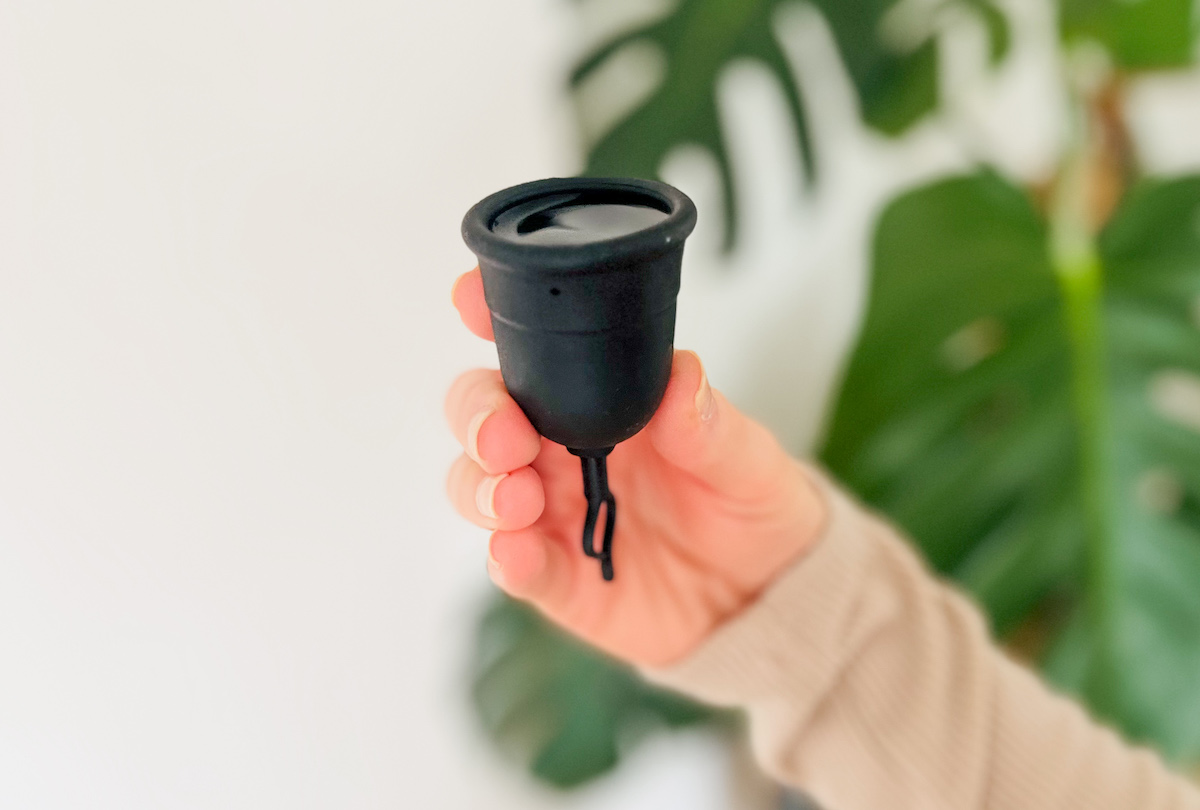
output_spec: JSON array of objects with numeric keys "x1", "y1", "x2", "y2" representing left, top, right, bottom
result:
[{"x1": 3, "y1": 0, "x2": 1200, "y2": 808}]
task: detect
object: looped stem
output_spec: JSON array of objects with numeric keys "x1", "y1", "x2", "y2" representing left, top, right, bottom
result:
[{"x1": 579, "y1": 454, "x2": 617, "y2": 581}]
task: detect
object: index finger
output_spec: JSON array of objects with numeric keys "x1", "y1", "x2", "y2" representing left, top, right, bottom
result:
[{"x1": 451, "y1": 267, "x2": 494, "y2": 342}]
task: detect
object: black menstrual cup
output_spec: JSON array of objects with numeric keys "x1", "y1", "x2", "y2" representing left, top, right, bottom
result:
[{"x1": 462, "y1": 177, "x2": 697, "y2": 581}]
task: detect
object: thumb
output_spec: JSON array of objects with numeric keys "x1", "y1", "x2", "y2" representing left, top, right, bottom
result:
[{"x1": 645, "y1": 350, "x2": 796, "y2": 500}]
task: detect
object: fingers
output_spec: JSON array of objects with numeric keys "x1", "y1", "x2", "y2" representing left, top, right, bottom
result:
[
  {"x1": 444, "y1": 368, "x2": 541, "y2": 474},
  {"x1": 451, "y1": 267, "x2": 494, "y2": 341},
  {"x1": 646, "y1": 350, "x2": 798, "y2": 500},
  {"x1": 487, "y1": 527, "x2": 578, "y2": 608},
  {"x1": 447, "y1": 454, "x2": 545, "y2": 530}
]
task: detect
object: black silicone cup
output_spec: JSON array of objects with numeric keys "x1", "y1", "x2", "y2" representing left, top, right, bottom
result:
[{"x1": 461, "y1": 177, "x2": 697, "y2": 453}]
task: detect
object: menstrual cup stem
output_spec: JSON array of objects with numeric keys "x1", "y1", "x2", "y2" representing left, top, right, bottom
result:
[{"x1": 579, "y1": 452, "x2": 616, "y2": 581}]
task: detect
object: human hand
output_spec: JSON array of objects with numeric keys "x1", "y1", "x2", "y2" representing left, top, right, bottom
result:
[{"x1": 446, "y1": 268, "x2": 826, "y2": 667}]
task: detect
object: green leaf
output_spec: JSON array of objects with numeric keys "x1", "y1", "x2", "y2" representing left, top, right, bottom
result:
[
  {"x1": 470, "y1": 596, "x2": 717, "y2": 788},
  {"x1": 1060, "y1": 0, "x2": 1196, "y2": 69},
  {"x1": 572, "y1": 0, "x2": 1011, "y2": 248},
  {"x1": 820, "y1": 172, "x2": 1200, "y2": 760},
  {"x1": 964, "y1": 0, "x2": 1011, "y2": 64}
]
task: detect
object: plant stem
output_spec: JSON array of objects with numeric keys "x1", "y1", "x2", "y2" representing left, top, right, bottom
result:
[{"x1": 1049, "y1": 87, "x2": 1122, "y2": 710}]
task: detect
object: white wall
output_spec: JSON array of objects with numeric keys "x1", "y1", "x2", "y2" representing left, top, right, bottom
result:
[
  {"x1": 0, "y1": 1, "x2": 717, "y2": 807},
  {"x1": 4, "y1": 0, "x2": 1200, "y2": 808}
]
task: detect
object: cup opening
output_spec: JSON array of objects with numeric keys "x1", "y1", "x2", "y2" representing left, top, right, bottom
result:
[
  {"x1": 462, "y1": 177, "x2": 697, "y2": 270},
  {"x1": 488, "y1": 189, "x2": 676, "y2": 248}
]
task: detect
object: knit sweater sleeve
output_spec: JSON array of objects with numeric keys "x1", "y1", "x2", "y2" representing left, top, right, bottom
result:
[{"x1": 642, "y1": 465, "x2": 1200, "y2": 810}]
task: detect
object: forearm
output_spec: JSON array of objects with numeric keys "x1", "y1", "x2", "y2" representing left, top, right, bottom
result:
[{"x1": 643, "y1": 464, "x2": 1200, "y2": 810}]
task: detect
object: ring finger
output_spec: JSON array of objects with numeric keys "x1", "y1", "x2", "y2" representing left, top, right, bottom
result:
[{"x1": 447, "y1": 454, "x2": 545, "y2": 531}]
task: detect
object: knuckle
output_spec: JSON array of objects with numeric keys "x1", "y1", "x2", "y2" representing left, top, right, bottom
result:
[
  {"x1": 446, "y1": 454, "x2": 476, "y2": 495},
  {"x1": 445, "y1": 369, "x2": 498, "y2": 426}
]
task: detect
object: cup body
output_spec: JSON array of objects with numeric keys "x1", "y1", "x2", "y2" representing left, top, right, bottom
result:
[
  {"x1": 481, "y1": 250, "x2": 681, "y2": 450},
  {"x1": 462, "y1": 178, "x2": 696, "y2": 451}
]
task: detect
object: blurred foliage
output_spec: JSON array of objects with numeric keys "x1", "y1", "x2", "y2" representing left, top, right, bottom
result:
[
  {"x1": 572, "y1": 0, "x2": 1010, "y2": 248},
  {"x1": 823, "y1": 172, "x2": 1200, "y2": 758},
  {"x1": 471, "y1": 597, "x2": 719, "y2": 788},
  {"x1": 472, "y1": 0, "x2": 1200, "y2": 792},
  {"x1": 1060, "y1": 0, "x2": 1195, "y2": 68}
]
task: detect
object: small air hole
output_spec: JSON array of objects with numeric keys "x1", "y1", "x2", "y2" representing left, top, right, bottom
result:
[{"x1": 549, "y1": 287, "x2": 561, "y2": 296}]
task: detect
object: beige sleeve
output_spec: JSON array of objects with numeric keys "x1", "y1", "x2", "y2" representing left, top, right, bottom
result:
[{"x1": 642, "y1": 465, "x2": 1200, "y2": 810}]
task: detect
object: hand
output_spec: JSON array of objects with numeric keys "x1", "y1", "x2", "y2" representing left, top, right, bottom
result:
[{"x1": 445, "y1": 268, "x2": 827, "y2": 667}]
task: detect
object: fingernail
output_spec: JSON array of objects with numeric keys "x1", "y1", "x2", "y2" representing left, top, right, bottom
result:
[
  {"x1": 475, "y1": 473, "x2": 508, "y2": 520},
  {"x1": 466, "y1": 407, "x2": 494, "y2": 465},
  {"x1": 487, "y1": 549, "x2": 504, "y2": 581},
  {"x1": 695, "y1": 364, "x2": 716, "y2": 422}
]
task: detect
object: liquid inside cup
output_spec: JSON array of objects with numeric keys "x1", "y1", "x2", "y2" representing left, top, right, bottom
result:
[{"x1": 490, "y1": 192, "x2": 670, "y2": 246}]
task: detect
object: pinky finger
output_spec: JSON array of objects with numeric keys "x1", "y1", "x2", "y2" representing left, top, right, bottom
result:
[{"x1": 488, "y1": 527, "x2": 577, "y2": 608}]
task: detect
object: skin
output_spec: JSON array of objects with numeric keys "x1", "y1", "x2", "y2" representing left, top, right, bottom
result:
[{"x1": 445, "y1": 267, "x2": 828, "y2": 667}]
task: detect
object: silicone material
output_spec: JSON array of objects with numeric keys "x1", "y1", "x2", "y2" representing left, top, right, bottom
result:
[{"x1": 462, "y1": 177, "x2": 697, "y2": 580}]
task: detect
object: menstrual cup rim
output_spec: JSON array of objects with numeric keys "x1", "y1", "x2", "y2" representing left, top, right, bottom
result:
[{"x1": 462, "y1": 177, "x2": 697, "y2": 273}]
